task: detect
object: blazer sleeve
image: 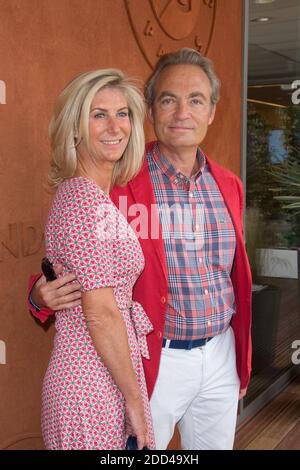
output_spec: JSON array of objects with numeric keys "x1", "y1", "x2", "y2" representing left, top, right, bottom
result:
[{"x1": 26, "y1": 273, "x2": 55, "y2": 323}]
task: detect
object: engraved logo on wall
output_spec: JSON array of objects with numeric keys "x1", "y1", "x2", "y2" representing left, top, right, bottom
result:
[
  {"x1": 0, "y1": 80, "x2": 6, "y2": 104},
  {"x1": 0, "y1": 82, "x2": 44, "y2": 259},
  {"x1": 0, "y1": 340, "x2": 6, "y2": 364},
  {"x1": 0, "y1": 222, "x2": 44, "y2": 262},
  {"x1": 125, "y1": 0, "x2": 217, "y2": 68}
]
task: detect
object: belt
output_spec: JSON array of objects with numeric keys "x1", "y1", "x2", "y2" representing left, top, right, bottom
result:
[{"x1": 162, "y1": 337, "x2": 213, "y2": 350}]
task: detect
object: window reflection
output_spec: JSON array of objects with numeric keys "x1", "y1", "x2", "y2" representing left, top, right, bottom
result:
[{"x1": 245, "y1": 0, "x2": 300, "y2": 406}]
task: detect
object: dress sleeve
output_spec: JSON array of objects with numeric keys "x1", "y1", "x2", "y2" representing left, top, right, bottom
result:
[{"x1": 62, "y1": 187, "x2": 115, "y2": 292}]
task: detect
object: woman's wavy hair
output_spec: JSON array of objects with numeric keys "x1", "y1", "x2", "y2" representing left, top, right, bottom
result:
[{"x1": 48, "y1": 69, "x2": 145, "y2": 188}]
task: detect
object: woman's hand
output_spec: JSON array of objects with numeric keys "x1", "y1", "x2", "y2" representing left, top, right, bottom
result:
[
  {"x1": 125, "y1": 396, "x2": 149, "y2": 450},
  {"x1": 31, "y1": 264, "x2": 82, "y2": 311}
]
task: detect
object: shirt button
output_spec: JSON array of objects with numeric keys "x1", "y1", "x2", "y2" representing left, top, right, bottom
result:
[
  {"x1": 161, "y1": 296, "x2": 166, "y2": 304},
  {"x1": 199, "y1": 258, "x2": 202, "y2": 263},
  {"x1": 174, "y1": 179, "x2": 178, "y2": 184},
  {"x1": 157, "y1": 331, "x2": 162, "y2": 339},
  {"x1": 189, "y1": 192, "x2": 194, "y2": 198},
  {"x1": 204, "y1": 289, "x2": 208, "y2": 295},
  {"x1": 207, "y1": 320, "x2": 211, "y2": 327},
  {"x1": 195, "y1": 224, "x2": 200, "y2": 231}
]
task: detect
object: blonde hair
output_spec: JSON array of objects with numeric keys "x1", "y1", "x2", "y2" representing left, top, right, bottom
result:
[{"x1": 48, "y1": 69, "x2": 145, "y2": 188}]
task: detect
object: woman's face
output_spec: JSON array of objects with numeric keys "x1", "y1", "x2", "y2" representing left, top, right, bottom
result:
[{"x1": 86, "y1": 87, "x2": 131, "y2": 165}]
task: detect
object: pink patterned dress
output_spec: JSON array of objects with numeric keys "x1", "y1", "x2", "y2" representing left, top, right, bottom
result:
[{"x1": 41, "y1": 177, "x2": 155, "y2": 450}]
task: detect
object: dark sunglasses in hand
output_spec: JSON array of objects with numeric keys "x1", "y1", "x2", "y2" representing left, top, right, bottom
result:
[
  {"x1": 41, "y1": 257, "x2": 57, "y2": 282},
  {"x1": 125, "y1": 435, "x2": 149, "y2": 450}
]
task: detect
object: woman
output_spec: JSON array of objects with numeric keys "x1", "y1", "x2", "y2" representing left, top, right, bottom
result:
[{"x1": 41, "y1": 69, "x2": 155, "y2": 450}]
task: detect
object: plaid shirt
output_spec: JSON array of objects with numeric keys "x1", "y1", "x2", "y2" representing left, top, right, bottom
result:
[{"x1": 147, "y1": 142, "x2": 236, "y2": 340}]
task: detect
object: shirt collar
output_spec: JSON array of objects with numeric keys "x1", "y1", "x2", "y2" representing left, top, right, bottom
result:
[{"x1": 151, "y1": 142, "x2": 206, "y2": 185}]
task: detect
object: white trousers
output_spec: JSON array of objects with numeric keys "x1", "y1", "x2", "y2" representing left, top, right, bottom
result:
[{"x1": 150, "y1": 327, "x2": 240, "y2": 450}]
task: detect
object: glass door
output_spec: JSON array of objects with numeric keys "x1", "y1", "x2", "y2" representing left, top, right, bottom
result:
[{"x1": 244, "y1": 0, "x2": 300, "y2": 411}]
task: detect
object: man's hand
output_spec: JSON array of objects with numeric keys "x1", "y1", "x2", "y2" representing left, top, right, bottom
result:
[
  {"x1": 239, "y1": 388, "x2": 247, "y2": 400},
  {"x1": 31, "y1": 264, "x2": 82, "y2": 311}
]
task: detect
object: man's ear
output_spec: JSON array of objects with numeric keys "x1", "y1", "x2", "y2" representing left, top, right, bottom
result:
[
  {"x1": 208, "y1": 104, "x2": 216, "y2": 126},
  {"x1": 147, "y1": 106, "x2": 154, "y2": 124}
]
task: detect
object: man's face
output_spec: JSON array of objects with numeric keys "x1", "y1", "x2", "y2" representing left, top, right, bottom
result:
[{"x1": 149, "y1": 64, "x2": 216, "y2": 155}]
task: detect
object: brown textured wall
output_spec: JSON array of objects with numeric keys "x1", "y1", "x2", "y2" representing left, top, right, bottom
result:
[{"x1": 0, "y1": 0, "x2": 243, "y2": 450}]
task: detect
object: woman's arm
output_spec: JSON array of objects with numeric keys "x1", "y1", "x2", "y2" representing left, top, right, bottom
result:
[{"x1": 82, "y1": 286, "x2": 148, "y2": 450}]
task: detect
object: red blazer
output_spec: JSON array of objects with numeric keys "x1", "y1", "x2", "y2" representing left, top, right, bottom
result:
[
  {"x1": 28, "y1": 141, "x2": 252, "y2": 397},
  {"x1": 111, "y1": 142, "x2": 252, "y2": 397}
]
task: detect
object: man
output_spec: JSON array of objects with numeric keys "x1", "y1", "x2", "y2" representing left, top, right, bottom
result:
[{"x1": 28, "y1": 48, "x2": 252, "y2": 450}]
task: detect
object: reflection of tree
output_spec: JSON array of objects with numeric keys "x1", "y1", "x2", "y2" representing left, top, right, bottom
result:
[
  {"x1": 269, "y1": 107, "x2": 300, "y2": 247},
  {"x1": 246, "y1": 105, "x2": 280, "y2": 218},
  {"x1": 246, "y1": 103, "x2": 300, "y2": 251},
  {"x1": 246, "y1": 106, "x2": 278, "y2": 273},
  {"x1": 269, "y1": 156, "x2": 300, "y2": 247},
  {"x1": 281, "y1": 107, "x2": 300, "y2": 157},
  {"x1": 270, "y1": 145, "x2": 300, "y2": 212}
]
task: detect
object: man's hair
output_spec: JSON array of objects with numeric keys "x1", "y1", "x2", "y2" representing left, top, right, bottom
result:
[
  {"x1": 144, "y1": 48, "x2": 220, "y2": 107},
  {"x1": 48, "y1": 69, "x2": 145, "y2": 188}
]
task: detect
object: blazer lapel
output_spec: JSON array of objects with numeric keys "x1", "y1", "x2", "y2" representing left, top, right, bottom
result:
[{"x1": 128, "y1": 158, "x2": 168, "y2": 281}]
